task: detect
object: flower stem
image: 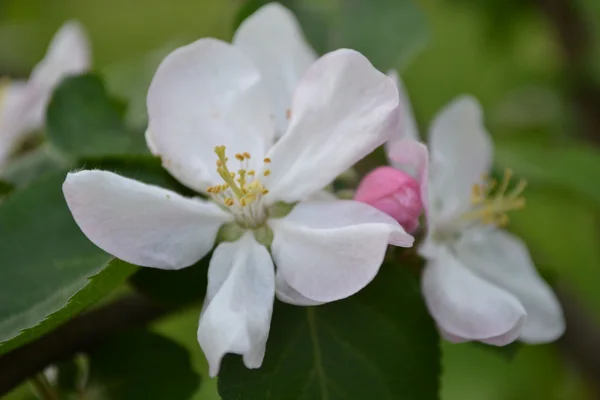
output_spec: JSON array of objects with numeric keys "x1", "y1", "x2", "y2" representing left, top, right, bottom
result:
[{"x1": 30, "y1": 373, "x2": 59, "y2": 400}]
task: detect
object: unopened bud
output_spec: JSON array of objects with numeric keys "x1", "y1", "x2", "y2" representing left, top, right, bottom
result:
[{"x1": 354, "y1": 166, "x2": 423, "y2": 233}]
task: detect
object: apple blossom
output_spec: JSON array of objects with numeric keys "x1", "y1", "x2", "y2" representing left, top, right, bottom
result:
[
  {"x1": 0, "y1": 21, "x2": 90, "y2": 168},
  {"x1": 63, "y1": 4, "x2": 413, "y2": 376},
  {"x1": 386, "y1": 72, "x2": 565, "y2": 345}
]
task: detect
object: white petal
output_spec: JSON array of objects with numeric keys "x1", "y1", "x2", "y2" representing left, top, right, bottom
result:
[
  {"x1": 384, "y1": 69, "x2": 420, "y2": 146},
  {"x1": 275, "y1": 272, "x2": 323, "y2": 306},
  {"x1": 30, "y1": 21, "x2": 91, "y2": 90},
  {"x1": 147, "y1": 38, "x2": 275, "y2": 192},
  {"x1": 427, "y1": 96, "x2": 493, "y2": 216},
  {"x1": 28, "y1": 21, "x2": 91, "y2": 129},
  {"x1": 0, "y1": 82, "x2": 35, "y2": 168},
  {"x1": 63, "y1": 170, "x2": 232, "y2": 269},
  {"x1": 269, "y1": 200, "x2": 412, "y2": 302},
  {"x1": 198, "y1": 233, "x2": 275, "y2": 376},
  {"x1": 233, "y1": 3, "x2": 317, "y2": 138},
  {"x1": 455, "y1": 229, "x2": 565, "y2": 343},
  {"x1": 265, "y1": 49, "x2": 400, "y2": 204},
  {"x1": 421, "y1": 246, "x2": 526, "y2": 345}
]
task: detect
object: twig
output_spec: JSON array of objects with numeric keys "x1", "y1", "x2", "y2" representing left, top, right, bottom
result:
[
  {"x1": 0, "y1": 293, "x2": 168, "y2": 395},
  {"x1": 533, "y1": 0, "x2": 600, "y2": 145},
  {"x1": 555, "y1": 284, "x2": 600, "y2": 395},
  {"x1": 29, "y1": 373, "x2": 59, "y2": 400}
]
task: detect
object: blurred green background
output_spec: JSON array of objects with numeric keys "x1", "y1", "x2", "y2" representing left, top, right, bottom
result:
[{"x1": 2, "y1": 0, "x2": 600, "y2": 399}]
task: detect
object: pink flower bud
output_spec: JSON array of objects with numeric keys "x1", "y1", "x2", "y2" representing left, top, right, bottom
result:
[{"x1": 354, "y1": 166, "x2": 423, "y2": 233}]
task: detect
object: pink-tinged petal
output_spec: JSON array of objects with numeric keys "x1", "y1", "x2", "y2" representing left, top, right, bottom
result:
[
  {"x1": 233, "y1": 3, "x2": 317, "y2": 138},
  {"x1": 269, "y1": 200, "x2": 412, "y2": 303},
  {"x1": 198, "y1": 233, "x2": 274, "y2": 376},
  {"x1": 147, "y1": 38, "x2": 275, "y2": 192},
  {"x1": 386, "y1": 139, "x2": 429, "y2": 219},
  {"x1": 63, "y1": 170, "x2": 232, "y2": 269},
  {"x1": 354, "y1": 166, "x2": 422, "y2": 233},
  {"x1": 265, "y1": 49, "x2": 400, "y2": 204},
  {"x1": 456, "y1": 228, "x2": 565, "y2": 343},
  {"x1": 421, "y1": 247, "x2": 526, "y2": 345}
]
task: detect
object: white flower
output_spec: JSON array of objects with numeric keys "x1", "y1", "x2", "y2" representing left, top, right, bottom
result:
[
  {"x1": 386, "y1": 72, "x2": 565, "y2": 345},
  {"x1": 63, "y1": 4, "x2": 412, "y2": 376},
  {"x1": 0, "y1": 21, "x2": 90, "y2": 168}
]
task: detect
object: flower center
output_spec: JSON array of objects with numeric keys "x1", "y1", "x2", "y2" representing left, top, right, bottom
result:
[
  {"x1": 461, "y1": 168, "x2": 527, "y2": 227},
  {"x1": 206, "y1": 145, "x2": 271, "y2": 228}
]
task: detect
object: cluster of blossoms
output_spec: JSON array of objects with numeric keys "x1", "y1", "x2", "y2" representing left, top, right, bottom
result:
[{"x1": 59, "y1": 2, "x2": 565, "y2": 376}]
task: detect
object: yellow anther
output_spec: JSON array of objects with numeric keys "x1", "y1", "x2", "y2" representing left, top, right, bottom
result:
[
  {"x1": 261, "y1": 189, "x2": 269, "y2": 195},
  {"x1": 248, "y1": 170, "x2": 256, "y2": 176},
  {"x1": 224, "y1": 198, "x2": 234, "y2": 206},
  {"x1": 263, "y1": 169, "x2": 271, "y2": 177},
  {"x1": 235, "y1": 153, "x2": 245, "y2": 161},
  {"x1": 463, "y1": 168, "x2": 526, "y2": 227},
  {"x1": 263, "y1": 157, "x2": 271, "y2": 164},
  {"x1": 240, "y1": 198, "x2": 247, "y2": 207},
  {"x1": 243, "y1": 152, "x2": 251, "y2": 159}
]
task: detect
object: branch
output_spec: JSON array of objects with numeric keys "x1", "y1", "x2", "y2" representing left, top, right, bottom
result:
[
  {"x1": 533, "y1": 0, "x2": 600, "y2": 144},
  {"x1": 556, "y1": 284, "x2": 600, "y2": 395},
  {"x1": 0, "y1": 293, "x2": 168, "y2": 395}
]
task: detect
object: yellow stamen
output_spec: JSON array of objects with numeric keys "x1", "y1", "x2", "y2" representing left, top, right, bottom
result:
[
  {"x1": 235, "y1": 153, "x2": 244, "y2": 161},
  {"x1": 224, "y1": 198, "x2": 234, "y2": 206},
  {"x1": 462, "y1": 168, "x2": 526, "y2": 227},
  {"x1": 243, "y1": 152, "x2": 251, "y2": 159},
  {"x1": 263, "y1": 170, "x2": 271, "y2": 177},
  {"x1": 263, "y1": 157, "x2": 271, "y2": 164}
]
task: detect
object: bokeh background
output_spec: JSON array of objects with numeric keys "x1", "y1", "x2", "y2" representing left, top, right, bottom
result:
[{"x1": 2, "y1": 0, "x2": 600, "y2": 399}]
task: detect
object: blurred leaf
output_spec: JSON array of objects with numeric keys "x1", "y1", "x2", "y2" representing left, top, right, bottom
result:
[
  {"x1": 152, "y1": 307, "x2": 221, "y2": 400},
  {"x1": 46, "y1": 74, "x2": 147, "y2": 159},
  {"x1": 218, "y1": 264, "x2": 440, "y2": 400},
  {"x1": 1, "y1": 144, "x2": 71, "y2": 188},
  {"x1": 88, "y1": 330, "x2": 201, "y2": 399},
  {"x1": 0, "y1": 171, "x2": 137, "y2": 355},
  {"x1": 471, "y1": 341, "x2": 523, "y2": 361},
  {"x1": 495, "y1": 142, "x2": 600, "y2": 207},
  {"x1": 234, "y1": 0, "x2": 428, "y2": 70},
  {"x1": 130, "y1": 255, "x2": 210, "y2": 309}
]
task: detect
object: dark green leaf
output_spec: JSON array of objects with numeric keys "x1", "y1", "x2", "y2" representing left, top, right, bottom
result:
[
  {"x1": 46, "y1": 74, "x2": 147, "y2": 159},
  {"x1": 1, "y1": 145, "x2": 71, "y2": 188},
  {"x1": 218, "y1": 264, "x2": 440, "y2": 400},
  {"x1": 88, "y1": 330, "x2": 201, "y2": 399},
  {"x1": 130, "y1": 255, "x2": 210, "y2": 308},
  {"x1": 0, "y1": 171, "x2": 137, "y2": 355},
  {"x1": 234, "y1": 0, "x2": 428, "y2": 70}
]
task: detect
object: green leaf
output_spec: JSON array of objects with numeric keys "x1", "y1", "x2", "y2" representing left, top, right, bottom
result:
[
  {"x1": 218, "y1": 264, "x2": 440, "y2": 400},
  {"x1": 130, "y1": 256, "x2": 210, "y2": 308},
  {"x1": 46, "y1": 74, "x2": 147, "y2": 159},
  {"x1": 0, "y1": 171, "x2": 137, "y2": 355},
  {"x1": 471, "y1": 341, "x2": 523, "y2": 361},
  {"x1": 234, "y1": 0, "x2": 428, "y2": 70},
  {"x1": 1, "y1": 144, "x2": 71, "y2": 188},
  {"x1": 88, "y1": 330, "x2": 201, "y2": 399},
  {"x1": 495, "y1": 141, "x2": 600, "y2": 207}
]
